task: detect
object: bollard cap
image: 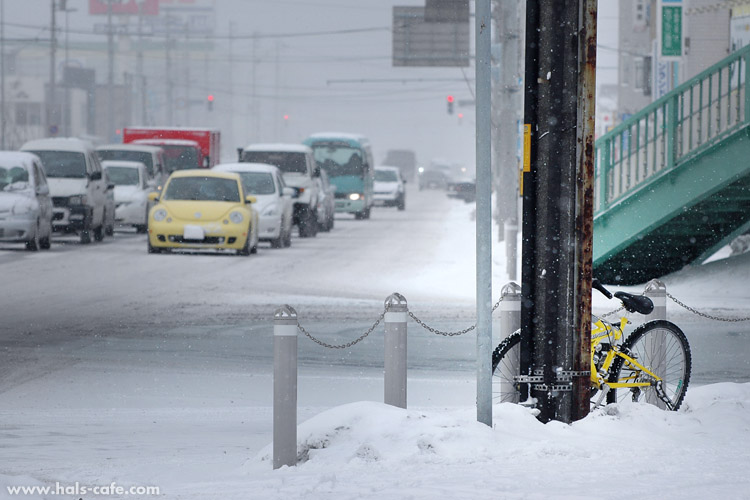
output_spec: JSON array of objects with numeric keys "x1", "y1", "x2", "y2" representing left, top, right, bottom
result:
[
  {"x1": 644, "y1": 279, "x2": 666, "y2": 293},
  {"x1": 501, "y1": 282, "x2": 522, "y2": 298},
  {"x1": 385, "y1": 292, "x2": 408, "y2": 312},
  {"x1": 274, "y1": 305, "x2": 298, "y2": 324}
]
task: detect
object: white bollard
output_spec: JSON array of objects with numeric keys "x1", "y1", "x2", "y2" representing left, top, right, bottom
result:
[
  {"x1": 499, "y1": 282, "x2": 521, "y2": 403},
  {"x1": 273, "y1": 305, "x2": 298, "y2": 469},
  {"x1": 504, "y1": 222, "x2": 518, "y2": 281},
  {"x1": 384, "y1": 293, "x2": 408, "y2": 409},
  {"x1": 643, "y1": 279, "x2": 667, "y2": 409}
]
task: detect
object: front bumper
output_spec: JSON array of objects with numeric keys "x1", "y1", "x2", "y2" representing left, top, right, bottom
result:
[
  {"x1": 115, "y1": 202, "x2": 147, "y2": 226},
  {"x1": 334, "y1": 198, "x2": 365, "y2": 214},
  {"x1": 51, "y1": 204, "x2": 92, "y2": 232},
  {"x1": 258, "y1": 214, "x2": 282, "y2": 240},
  {"x1": 0, "y1": 217, "x2": 36, "y2": 243},
  {"x1": 148, "y1": 220, "x2": 249, "y2": 251},
  {"x1": 373, "y1": 192, "x2": 400, "y2": 206}
]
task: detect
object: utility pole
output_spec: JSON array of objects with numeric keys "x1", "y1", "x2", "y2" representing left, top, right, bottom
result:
[
  {"x1": 137, "y1": 0, "x2": 145, "y2": 124},
  {"x1": 166, "y1": 31, "x2": 173, "y2": 124},
  {"x1": 48, "y1": 0, "x2": 57, "y2": 137},
  {"x1": 107, "y1": 0, "x2": 114, "y2": 141},
  {"x1": 1, "y1": 0, "x2": 5, "y2": 149},
  {"x1": 521, "y1": 0, "x2": 597, "y2": 424}
]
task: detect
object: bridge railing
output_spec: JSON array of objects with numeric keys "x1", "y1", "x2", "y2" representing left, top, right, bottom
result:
[{"x1": 595, "y1": 45, "x2": 750, "y2": 214}]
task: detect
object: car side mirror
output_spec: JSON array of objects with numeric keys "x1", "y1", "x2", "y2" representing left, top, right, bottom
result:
[
  {"x1": 313, "y1": 165, "x2": 321, "y2": 178},
  {"x1": 282, "y1": 187, "x2": 296, "y2": 197},
  {"x1": 108, "y1": 183, "x2": 115, "y2": 190},
  {"x1": 89, "y1": 171, "x2": 102, "y2": 181},
  {"x1": 148, "y1": 192, "x2": 160, "y2": 202},
  {"x1": 203, "y1": 156, "x2": 210, "y2": 168},
  {"x1": 237, "y1": 148, "x2": 244, "y2": 162},
  {"x1": 36, "y1": 185, "x2": 50, "y2": 195},
  {"x1": 245, "y1": 195, "x2": 257, "y2": 204}
]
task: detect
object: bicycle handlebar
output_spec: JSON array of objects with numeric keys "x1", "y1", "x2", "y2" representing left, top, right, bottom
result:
[{"x1": 592, "y1": 278, "x2": 613, "y2": 299}]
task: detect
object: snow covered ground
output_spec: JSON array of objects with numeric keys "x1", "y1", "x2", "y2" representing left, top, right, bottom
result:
[{"x1": 1, "y1": 187, "x2": 749, "y2": 499}]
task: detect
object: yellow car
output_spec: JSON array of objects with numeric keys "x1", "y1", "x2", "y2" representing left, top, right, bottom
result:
[{"x1": 147, "y1": 170, "x2": 260, "y2": 255}]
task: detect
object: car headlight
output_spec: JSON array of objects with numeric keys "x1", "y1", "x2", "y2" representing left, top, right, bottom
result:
[
  {"x1": 348, "y1": 193, "x2": 361, "y2": 201},
  {"x1": 69, "y1": 195, "x2": 88, "y2": 205},
  {"x1": 261, "y1": 204, "x2": 279, "y2": 217},
  {"x1": 152, "y1": 208, "x2": 168, "y2": 221},
  {"x1": 229, "y1": 211, "x2": 244, "y2": 224}
]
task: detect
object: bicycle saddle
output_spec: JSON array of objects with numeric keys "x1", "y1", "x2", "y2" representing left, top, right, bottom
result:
[{"x1": 614, "y1": 291, "x2": 654, "y2": 315}]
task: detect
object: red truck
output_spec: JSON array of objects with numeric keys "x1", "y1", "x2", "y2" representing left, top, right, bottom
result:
[{"x1": 122, "y1": 127, "x2": 221, "y2": 173}]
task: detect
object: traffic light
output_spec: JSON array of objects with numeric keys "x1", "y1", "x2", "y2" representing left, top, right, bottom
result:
[
  {"x1": 207, "y1": 94, "x2": 214, "y2": 112},
  {"x1": 447, "y1": 95, "x2": 454, "y2": 114}
]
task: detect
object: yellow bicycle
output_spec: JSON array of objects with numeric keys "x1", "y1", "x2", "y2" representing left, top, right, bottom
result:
[{"x1": 492, "y1": 279, "x2": 692, "y2": 411}]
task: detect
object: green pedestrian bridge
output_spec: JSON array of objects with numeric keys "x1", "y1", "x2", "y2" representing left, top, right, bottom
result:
[{"x1": 594, "y1": 45, "x2": 750, "y2": 285}]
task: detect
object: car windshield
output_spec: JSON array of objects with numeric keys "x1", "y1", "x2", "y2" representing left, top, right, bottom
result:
[
  {"x1": 311, "y1": 145, "x2": 364, "y2": 177},
  {"x1": 235, "y1": 172, "x2": 275, "y2": 195},
  {"x1": 243, "y1": 151, "x2": 307, "y2": 175},
  {"x1": 160, "y1": 145, "x2": 200, "y2": 172},
  {"x1": 28, "y1": 151, "x2": 86, "y2": 178},
  {"x1": 0, "y1": 165, "x2": 31, "y2": 191},
  {"x1": 375, "y1": 169, "x2": 399, "y2": 182},
  {"x1": 105, "y1": 166, "x2": 140, "y2": 186},
  {"x1": 163, "y1": 176, "x2": 240, "y2": 202},
  {"x1": 98, "y1": 150, "x2": 155, "y2": 176}
]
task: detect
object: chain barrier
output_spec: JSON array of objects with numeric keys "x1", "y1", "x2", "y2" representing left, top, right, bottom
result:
[
  {"x1": 408, "y1": 295, "x2": 504, "y2": 337},
  {"x1": 296, "y1": 309, "x2": 387, "y2": 349},
  {"x1": 667, "y1": 292, "x2": 750, "y2": 322}
]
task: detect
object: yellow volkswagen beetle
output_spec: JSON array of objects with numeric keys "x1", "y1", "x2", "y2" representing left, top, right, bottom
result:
[{"x1": 147, "y1": 170, "x2": 259, "y2": 255}]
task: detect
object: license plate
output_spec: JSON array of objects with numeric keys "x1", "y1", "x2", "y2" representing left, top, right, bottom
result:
[{"x1": 183, "y1": 225, "x2": 205, "y2": 240}]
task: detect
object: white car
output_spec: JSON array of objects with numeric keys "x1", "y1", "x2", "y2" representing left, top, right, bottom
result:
[
  {"x1": 102, "y1": 160, "x2": 152, "y2": 233},
  {"x1": 315, "y1": 167, "x2": 336, "y2": 232},
  {"x1": 0, "y1": 151, "x2": 53, "y2": 251},
  {"x1": 212, "y1": 162, "x2": 294, "y2": 248},
  {"x1": 374, "y1": 166, "x2": 406, "y2": 210},
  {"x1": 21, "y1": 137, "x2": 109, "y2": 244}
]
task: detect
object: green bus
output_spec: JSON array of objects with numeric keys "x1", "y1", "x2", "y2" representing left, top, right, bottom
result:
[{"x1": 302, "y1": 133, "x2": 374, "y2": 219}]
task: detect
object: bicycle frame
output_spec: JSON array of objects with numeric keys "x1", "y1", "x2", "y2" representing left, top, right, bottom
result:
[{"x1": 590, "y1": 317, "x2": 661, "y2": 391}]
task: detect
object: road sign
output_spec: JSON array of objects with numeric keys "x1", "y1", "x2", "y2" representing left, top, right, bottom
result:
[
  {"x1": 661, "y1": 1, "x2": 683, "y2": 58},
  {"x1": 392, "y1": 6, "x2": 470, "y2": 67}
]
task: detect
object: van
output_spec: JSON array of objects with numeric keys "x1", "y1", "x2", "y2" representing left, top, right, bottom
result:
[
  {"x1": 21, "y1": 138, "x2": 111, "y2": 244},
  {"x1": 96, "y1": 143, "x2": 168, "y2": 191}
]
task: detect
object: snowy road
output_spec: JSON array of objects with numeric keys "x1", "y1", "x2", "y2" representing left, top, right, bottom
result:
[{"x1": 1, "y1": 185, "x2": 749, "y2": 498}]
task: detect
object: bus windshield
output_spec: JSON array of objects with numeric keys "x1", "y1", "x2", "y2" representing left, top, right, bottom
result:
[{"x1": 310, "y1": 145, "x2": 364, "y2": 177}]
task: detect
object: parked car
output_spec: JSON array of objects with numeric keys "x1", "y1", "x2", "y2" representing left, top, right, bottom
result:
[
  {"x1": 315, "y1": 167, "x2": 336, "y2": 231},
  {"x1": 21, "y1": 138, "x2": 109, "y2": 244},
  {"x1": 0, "y1": 151, "x2": 53, "y2": 250},
  {"x1": 102, "y1": 167, "x2": 116, "y2": 236},
  {"x1": 418, "y1": 169, "x2": 450, "y2": 190},
  {"x1": 102, "y1": 160, "x2": 151, "y2": 233},
  {"x1": 373, "y1": 165, "x2": 406, "y2": 210},
  {"x1": 240, "y1": 144, "x2": 320, "y2": 238},
  {"x1": 213, "y1": 162, "x2": 294, "y2": 248},
  {"x1": 147, "y1": 170, "x2": 259, "y2": 255},
  {"x1": 96, "y1": 143, "x2": 168, "y2": 191},
  {"x1": 446, "y1": 177, "x2": 477, "y2": 203}
]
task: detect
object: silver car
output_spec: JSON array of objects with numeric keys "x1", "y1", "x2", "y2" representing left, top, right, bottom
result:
[{"x1": 0, "y1": 152, "x2": 53, "y2": 251}]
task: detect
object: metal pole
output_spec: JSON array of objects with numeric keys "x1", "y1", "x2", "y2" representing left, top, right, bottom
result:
[
  {"x1": 504, "y1": 221, "x2": 518, "y2": 281},
  {"x1": 48, "y1": 0, "x2": 57, "y2": 137},
  {"x1": 1, "y1": 0, "x2": 5, "y2": 149},
  {"x1": 384, "y1": 293, "x2": 408, "y2": 409},
  {"x1": 475, "y1": 0, "x2": 493, "y2": 427},
  {"x1": 643, "y1": 279, "x2": 667, "y2": 409},
  {"x1": 107, "y1": 0, "x2": 114, "y2": 141},
  {"x1": 273, "y1": 305, "x2": 298, "y2": 469},
  {"x1": 499, "y1": 282, "x2": 522, "y2": 403}
]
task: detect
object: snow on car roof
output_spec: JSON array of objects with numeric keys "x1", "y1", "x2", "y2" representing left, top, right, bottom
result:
[
  {"x1": 101, "y1": 160, "x2": 148, "y2": 170},
  {"x1": 20, "y1": 137, "x2": 95, "y2": 152},
  {"x1": 213, "y1": 162, "x2": 280, "y2": 174},
  {"x1": 168, "y1": 169, "x2": 241, "y2": 180},
  {"x1": 97, "y1": 143, "x2": 164, "y2": 153},
  {"x1": 0, "y1": 151, "x2": 41, "y2": 168},
  {"x1": 242, "y1": 143, "x2": 311, "y2": 153},
  {"x1": 375, "y1": 165, "x2": 401, "y2": 172},
  {"x1": 132, "y1": 139, "x2": 199, "y2": 146},
  {"x1": 126, "y1": 126, "x2": 219, "y2": 132}
]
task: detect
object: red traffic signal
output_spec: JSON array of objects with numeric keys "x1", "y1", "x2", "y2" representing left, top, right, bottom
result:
[
  {"x1": 207, "y1": 94, "x2": 214, "y2": 111},
  {"x1": 446, "y1": 95, "x2": 454, "y2": 114}
]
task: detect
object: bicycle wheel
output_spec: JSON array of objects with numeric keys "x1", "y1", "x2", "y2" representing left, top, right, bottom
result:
[
  {"x1": 608, "y1": 320, "x2": 691, "y2": 410},
  {"x1": 491, "y1": 331, "x2": 522, "y2": 404}
]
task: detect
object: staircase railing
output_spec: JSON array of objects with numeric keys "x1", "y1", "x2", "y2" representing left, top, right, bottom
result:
[{"x1": 595, "y1": 45, "x2": 750, "y2": 215}]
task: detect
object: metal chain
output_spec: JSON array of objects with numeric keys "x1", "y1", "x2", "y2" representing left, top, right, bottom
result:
[
  {"x1": 667, "y1": 292, "x2": 750, "y2": 322},
  {"x1": 297, "y1": 309, "x2": 387, "y2": 349},
  {"x1": 599, "y1": 305, "x2": 625, "y2": 318},
  {"x1": 408, "y1": 295, "x2": 504, "y2": 337}
]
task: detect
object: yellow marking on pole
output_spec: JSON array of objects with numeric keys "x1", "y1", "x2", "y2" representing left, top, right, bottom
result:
[{"x1": 523, "y1": 124, "x2": 531, "y2": 172}]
